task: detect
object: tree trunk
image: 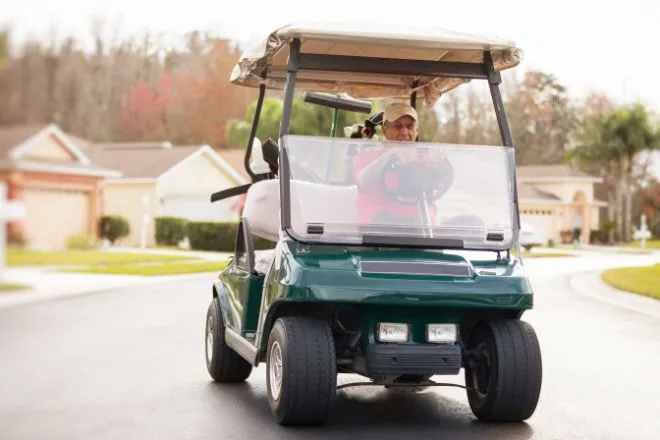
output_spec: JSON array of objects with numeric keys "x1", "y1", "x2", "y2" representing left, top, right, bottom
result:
[
  {"x1": 622, "y1": 157, "x2": 635, "y2": 243},
  {"x1": 615, "y1": 180, "x2": 624, "y2": 243},
  {"x1": 607, "y1": 189, "x2": 616, "y2": 243}
]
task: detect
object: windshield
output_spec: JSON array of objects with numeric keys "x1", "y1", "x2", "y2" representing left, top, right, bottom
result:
[{"x1": 281, "y1": 135, "x2": 517, "y2": 251}]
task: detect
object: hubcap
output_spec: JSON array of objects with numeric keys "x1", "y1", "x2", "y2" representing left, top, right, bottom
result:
[
  {"x1": 206, "y1": 316, "x2": 213, "y2": 363},
  {"x1": 269, "y1": 341, "x2": 283, "y2": 400},
  {"x1": 470, "y1": 343, "x2": 491, "y2": 397}
]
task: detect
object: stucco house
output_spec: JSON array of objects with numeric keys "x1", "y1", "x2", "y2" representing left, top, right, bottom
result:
[
  {"x1": 0, "y1": 124, "x2": 120, "y2": 250},
  {"x1": 85, "y1": 141, "x2": 249, "y2": 247},
  {"x1": 1, "y1": 122, "x2": 608, "y2": 249},
  {"x1": 517, "y1": 165, "x2": 607, "y2": 245}
]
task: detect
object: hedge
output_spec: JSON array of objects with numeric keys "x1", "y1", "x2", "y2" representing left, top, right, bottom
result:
[
  {"x1": 155, "y1": 217, "x2": 188, "y2": 246},
  {"x1": 186, "y1": 221, "x2": 276, "y2": 252}
]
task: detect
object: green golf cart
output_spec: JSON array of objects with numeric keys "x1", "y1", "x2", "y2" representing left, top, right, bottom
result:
[{"x1": 204, "y1": 22, "x2": 542, "y2": 426}]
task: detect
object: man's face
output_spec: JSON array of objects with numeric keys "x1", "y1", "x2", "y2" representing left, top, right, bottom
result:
[{"x1": 382, "y1": 115, "x2": 419, "y2": 141}]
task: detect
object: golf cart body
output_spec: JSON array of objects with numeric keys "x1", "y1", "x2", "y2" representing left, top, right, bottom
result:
[{"x1": 205, "y1": 23, "x2": 542, "y2": 426}]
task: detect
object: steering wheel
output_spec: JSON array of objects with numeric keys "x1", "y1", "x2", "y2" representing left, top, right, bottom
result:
[{"x1": 380, "y1": 153, "x2": 454, "y2": 205}]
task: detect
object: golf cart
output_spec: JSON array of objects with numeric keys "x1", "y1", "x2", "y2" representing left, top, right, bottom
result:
[{"x1": 205, "y1": 23, "x2": 542, "y2": 426}]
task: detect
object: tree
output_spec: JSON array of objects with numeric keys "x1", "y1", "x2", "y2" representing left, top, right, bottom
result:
[
  {"x1": 638, "y1": 178, "x2": 660, "y2": 237},
  {"x1": 568, "y1": 102, "x2": 660, "y2": 242},
  {"x1": 224, "y1": 95, "x2": 366, "y2": 149},
  {"x1": 505, "y1": 71, "x2": 579, "y2": 165}
]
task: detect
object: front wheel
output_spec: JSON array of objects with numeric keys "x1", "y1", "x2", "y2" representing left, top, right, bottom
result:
[
  {"x1": 464, "y1": 319, "x2": 542, "y2": 422},
  {"x1": 205, "y1": 298, "x2": 252, "y2": 382},
  {"x1": 266, "y1": 317, "x2": 337, "y2": 425}
]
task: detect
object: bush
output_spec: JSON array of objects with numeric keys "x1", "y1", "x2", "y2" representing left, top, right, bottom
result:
[
  {"x1": 187, "y1": 221, "x2": 276, "y2": 252},
  {"x1": 98, "y1": 215, "x2": 130, "y2": 244},
  {"x1": 155, "y1": 217, "x2": 188, "y2": 246}
]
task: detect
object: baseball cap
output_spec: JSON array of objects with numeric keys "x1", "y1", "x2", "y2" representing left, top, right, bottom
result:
[{"x1": 383, "y1": 102, "x2": 418, "y2": 124}]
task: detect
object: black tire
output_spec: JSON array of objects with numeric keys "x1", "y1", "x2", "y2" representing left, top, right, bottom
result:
[
  {"x1": 266, "y1": 317, "x2": 337, "y2": 425},
  {"x1": 205, "y1": 297, "x2": 252, "y2": 382},
  {"x1": 464, "y1": 319, "x2": 542, "y2": 422}
]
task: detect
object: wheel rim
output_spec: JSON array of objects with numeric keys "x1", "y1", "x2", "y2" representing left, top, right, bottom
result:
[
  {"x1": 469, "y1": 342, "x2": 491, "y2": 398},
  {"x1": 269, "y1": 341, "x2": 283, "y2": 400},
  {"x1": 206, "y1": 316, "x2": 213, "y2": 364}
]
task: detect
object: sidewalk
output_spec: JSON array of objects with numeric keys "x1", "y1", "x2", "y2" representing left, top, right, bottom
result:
[
  {"x1": 569, "y1": 269, "x2": 660, "y2": 320},
  {"x1": 0, "y1": 266, "x2": 219, "y2": 310}
]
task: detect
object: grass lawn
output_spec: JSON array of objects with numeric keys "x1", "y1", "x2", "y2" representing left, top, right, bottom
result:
[
  {"x1": 522, "y1": 251, "x2": 576, "y2": 258},
  {"x1": 6, "y1": 248, "x2": 194, "y2": 266},
  {"x1": 625, "y1": 239, "x2": 660, "y2": 249},
  {"x1": 0, "y1": 281, "x2": 31, "y2": 292},
  {"x1": 61, "y1": 260, "x2": 229, "y2": 276},
  {"x1": 601, "y1": 264, "x2": 660, "y2": 300}
]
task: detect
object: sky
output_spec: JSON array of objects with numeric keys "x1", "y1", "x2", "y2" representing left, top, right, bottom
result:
[{"x1": 1, "y1": 0, "x2": 659, "y2": 113}]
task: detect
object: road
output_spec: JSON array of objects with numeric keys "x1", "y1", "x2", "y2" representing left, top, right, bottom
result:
[{"x1": 1, "y1": 252, "x2": 659, "y2": 440}]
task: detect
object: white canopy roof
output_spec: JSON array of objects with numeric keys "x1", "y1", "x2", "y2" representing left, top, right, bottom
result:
[{"x1": 230, "y1": 22, "x2": 523, "y2": 103}]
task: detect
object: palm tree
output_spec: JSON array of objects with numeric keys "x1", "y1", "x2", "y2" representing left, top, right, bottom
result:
[{"x1": 568, "y1": 103, "x2": 660, "y2": 242}]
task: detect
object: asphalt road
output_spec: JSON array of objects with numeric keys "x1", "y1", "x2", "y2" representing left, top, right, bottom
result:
[{"x1": 1, "y1": 252, "x2": 659, "y2": 440}]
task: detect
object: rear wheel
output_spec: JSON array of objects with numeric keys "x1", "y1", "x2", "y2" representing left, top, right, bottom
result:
[
  {"x1": 266, "y1": 317, "x2": 337, "y2": 425},
  {"x1": 464, "y1": 319, "x2": 542, "y2": 421},
  {"x1": 205, "y1": 298, "x2": 252, "y2": 382}
]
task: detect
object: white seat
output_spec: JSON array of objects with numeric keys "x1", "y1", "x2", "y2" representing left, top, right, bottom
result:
[{"x1": 254, "y1": 249, "x2": 276, "y2": 275}]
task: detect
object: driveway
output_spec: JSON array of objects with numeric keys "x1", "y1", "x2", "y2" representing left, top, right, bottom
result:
[{"x1": 0, "y1": 252, "x2": 658, "y2": 440}]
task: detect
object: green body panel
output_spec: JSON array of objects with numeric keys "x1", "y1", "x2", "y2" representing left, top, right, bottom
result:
[
  {"x1": 219, "y1": 264, "x2": 265, "y2": 336},
  {"x1": 216, "y1": 239, "x2": 533, "y2": 356},
  {"x1": 261, "y1": 240, "x2": 532, "y2": 307}
]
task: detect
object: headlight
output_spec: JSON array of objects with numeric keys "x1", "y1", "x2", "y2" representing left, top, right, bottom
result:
[
  {"x1": 427, "y1": 324, "x2": 458, "y2": 343},
  {"x1": 377, "y1": 323, "x2": 409, "y2": 342}
]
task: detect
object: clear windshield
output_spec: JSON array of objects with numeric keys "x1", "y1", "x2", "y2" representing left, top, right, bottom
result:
[{"x1": 282, "y1": 135, "x2": 517, "y2": 250}]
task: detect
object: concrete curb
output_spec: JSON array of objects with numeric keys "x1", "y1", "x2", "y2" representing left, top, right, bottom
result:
[{"x1": 569, "y1": 269, "x2": 660, "y2": 320}]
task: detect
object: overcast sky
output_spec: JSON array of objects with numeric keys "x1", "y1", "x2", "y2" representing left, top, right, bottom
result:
[{"x1": 1, "y1": 0, "x2": 659, "y2": 112}]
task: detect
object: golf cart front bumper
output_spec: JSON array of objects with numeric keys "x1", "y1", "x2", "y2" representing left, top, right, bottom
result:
[{"x1": 366, "y1": 343, "x2": 462, "y2": 375}]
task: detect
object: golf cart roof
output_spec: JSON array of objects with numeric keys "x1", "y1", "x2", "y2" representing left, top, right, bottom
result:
[{"x1": 230, "y1": 22, "x2": 523, "y2": 103}]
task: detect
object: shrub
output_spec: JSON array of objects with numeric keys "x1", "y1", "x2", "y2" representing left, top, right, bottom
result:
[
  {"x1": 98, "y1": 215, "x2": 130, "y2": 245},
  {"x1": 187, "y1": 221, "x2": 276, "y2": 252},
  {"x1": 155, "y1": 216, "x2": 188, "y2": 246}
]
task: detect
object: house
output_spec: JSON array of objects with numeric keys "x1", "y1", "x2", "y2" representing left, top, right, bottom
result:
[
  {"x1": 0, "y1": 122, "x2": 608, "y2": 249},
  {"x1": 85, "y1": 141, "x2": 249, "y2": 247},
  {"x1": 517, "y1": 165, "x2": 607, "y2": 244},
  {"x1": 0, "y1": 124, "x2": 120, "y2": 250}
]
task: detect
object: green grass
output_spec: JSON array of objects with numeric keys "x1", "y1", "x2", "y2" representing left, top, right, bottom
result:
[
  {"x1": 6, "y1": 248, "x2": 193, "y2": 266},
  {"x1": 0, "y1": 281, "x2": 31, "y2": 292},
  {"x1": 624, "y1": 239, "x2": 660, "y2": 249},
  {"x1": 61, "y1": 260, "x2": 229, "y2": 276},
  {"x1": 522, "y1": 251, "x2": 576, "y2": 258},
  {"x1": 601, "y1": 264, "x2": 660, "y2": 300}
]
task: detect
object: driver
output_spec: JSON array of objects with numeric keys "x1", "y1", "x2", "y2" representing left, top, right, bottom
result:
[{"x1": 352, "y1": 102, "x2": 443, "y2": 225}]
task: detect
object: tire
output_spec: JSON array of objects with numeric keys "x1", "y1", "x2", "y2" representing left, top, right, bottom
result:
[
  {"x1": 266, "y1": 317, "x2": 337, "y2": 425},
  {"x1": 205, "y1": 297, "x2": 252, "y2": 382},
  {"x1": 464, "y1": 319, "x2": 542, "y2": 422}
]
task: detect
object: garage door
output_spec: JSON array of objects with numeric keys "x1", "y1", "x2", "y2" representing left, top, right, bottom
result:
[
  {"x1": 23, "y1": 187, "x2": 90, "y2": 250},
  {"x1": 520, "y1": 212, "x2": 554, "y2": 244}
]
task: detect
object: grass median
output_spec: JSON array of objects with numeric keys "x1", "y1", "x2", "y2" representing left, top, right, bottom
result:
[
  {"x1": 60, "y1": 260, "x2": 229, "y2": 276},
  {"x1": 601, "y1": 264, "x2": 660, "y2": 300},
  {"x1": 0, "y1": 282, "x2": 31, "y2": 292},
  {"x1": 6, "y1": 249, "x2": 193, "y2": 266}
]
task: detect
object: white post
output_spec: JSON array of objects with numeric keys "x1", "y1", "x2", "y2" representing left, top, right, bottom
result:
[
  {"x1": 140, "y1": 195, "x2": 150, "y2": 249},
  {"x1": 633, "y1": 214, "x2": 651, "y2": 249}
]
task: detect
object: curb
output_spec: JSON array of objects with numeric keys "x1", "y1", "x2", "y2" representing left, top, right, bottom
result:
[{"x1": 569, "y1": 270, "x2": 660, "y2": 320}]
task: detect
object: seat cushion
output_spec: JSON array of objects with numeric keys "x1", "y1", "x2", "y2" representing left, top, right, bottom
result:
[{"x1": 254, "y1": 249, "x2": 276, "y2": 275}]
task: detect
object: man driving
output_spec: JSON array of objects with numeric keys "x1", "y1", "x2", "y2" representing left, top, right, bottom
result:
[{"x1": 352, "y1": 102, "x2": 447, "y2": 226}]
